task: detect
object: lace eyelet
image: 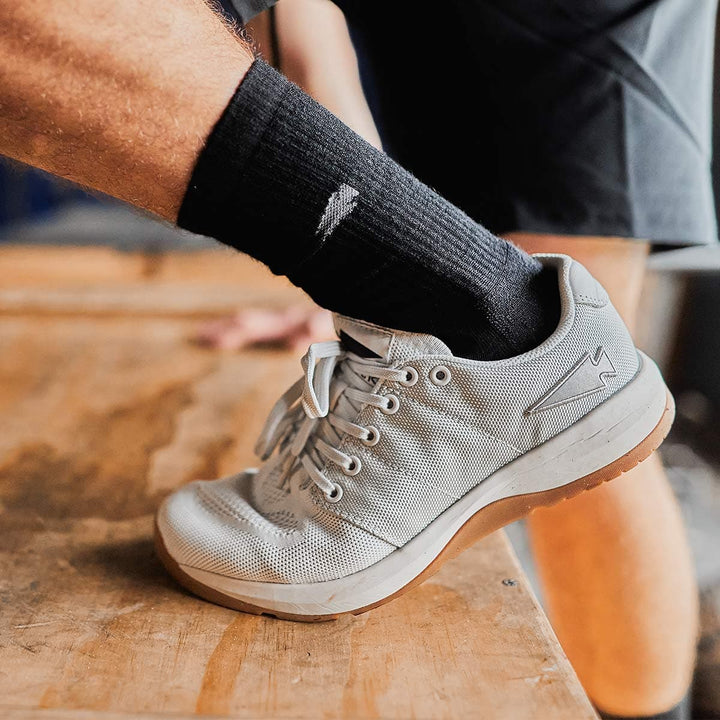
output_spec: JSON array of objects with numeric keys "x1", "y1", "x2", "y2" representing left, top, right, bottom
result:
[
  {"x1": 381, "y1": 394, "x2": 400, "y2": 414},
  {"x1": 361, "y1": 425, "x2": 380, "y2": 446},
  {"x1": 325, "y1": 482, "x2": 344, "y2": 503},
  {"x1": 430, "y1": 365, "x2": 451, "y2": 386},
  {"x1": 343, "y1": 456, "x2": 362, "y2": 476},
  {"x1": 399, "y1": 366, "x2": 418, "y2": 387}
]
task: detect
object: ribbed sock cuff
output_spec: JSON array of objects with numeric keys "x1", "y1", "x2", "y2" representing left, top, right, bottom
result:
[
  {"x1": 178, "y1": 60, "x2": 299, "y2": 271},
  {"x1": 178, "y1": 59, "x2": 510, "y2": 285},
  {"x1": 177, "y1": 59, "x2": 556, "y2": 360}
]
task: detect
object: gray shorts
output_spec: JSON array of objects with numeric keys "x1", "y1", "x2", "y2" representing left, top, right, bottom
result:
[{"x1": 226, "y1": 0, "x2": 719, "y2": 247}]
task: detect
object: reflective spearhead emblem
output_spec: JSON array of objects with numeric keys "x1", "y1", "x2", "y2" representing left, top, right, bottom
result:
[{"x1": 527, "y1": 348, "x2": 617, "y2": 414}]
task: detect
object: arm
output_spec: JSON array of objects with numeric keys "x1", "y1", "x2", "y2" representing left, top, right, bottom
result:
[{"x1": 273, "y1": 0, "x2": 382, "y2": 149}]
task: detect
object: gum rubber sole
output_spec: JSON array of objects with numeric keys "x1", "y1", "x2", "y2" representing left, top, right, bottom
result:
[{"x1": 155, "y1": 390, "x2": 675, "y2": 623}]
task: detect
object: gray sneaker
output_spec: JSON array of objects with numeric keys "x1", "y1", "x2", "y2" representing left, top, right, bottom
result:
[{"x1": 156, "y1": 254, "x2": 674, "y2": 621}]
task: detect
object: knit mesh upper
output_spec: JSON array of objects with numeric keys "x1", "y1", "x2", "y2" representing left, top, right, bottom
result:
[{"x1": 159, "y1": 256, "x2": 638, "y2": 582}]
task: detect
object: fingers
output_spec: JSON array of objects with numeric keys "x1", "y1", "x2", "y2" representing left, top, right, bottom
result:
[{"x1": 195, "y1": 307, "x2": 333, "y2": 350}]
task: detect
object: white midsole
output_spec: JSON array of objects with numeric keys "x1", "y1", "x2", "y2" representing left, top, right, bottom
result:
[{"x1": 177, "y1": 352, "x2": 668, "y2": 616}]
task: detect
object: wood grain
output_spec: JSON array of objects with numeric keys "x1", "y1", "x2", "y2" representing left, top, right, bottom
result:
[{"x1": 0, "y1": 246, "x2": 597, "y2": 719}]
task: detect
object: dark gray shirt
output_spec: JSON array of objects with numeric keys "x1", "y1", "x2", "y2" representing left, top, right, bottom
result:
[{"x1": 219, "y1": 0, "x2": 276, "y2": 24}]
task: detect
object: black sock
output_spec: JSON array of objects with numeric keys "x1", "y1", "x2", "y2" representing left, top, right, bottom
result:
[{"x1": 178, "y1": 60, "x2": 560, "y2": 361}]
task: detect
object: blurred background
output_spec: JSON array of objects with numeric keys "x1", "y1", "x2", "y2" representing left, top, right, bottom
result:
[{"x1": 2, "y1": 2, "x2": 720, "y2": 718}]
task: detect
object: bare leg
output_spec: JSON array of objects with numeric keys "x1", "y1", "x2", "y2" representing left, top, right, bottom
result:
[
  {"x1": 509, "y1": 233, "x2": 698, "y2": 717},
  {"x1": 0, "y1": 0, "x2": 253, "y2": 219}
]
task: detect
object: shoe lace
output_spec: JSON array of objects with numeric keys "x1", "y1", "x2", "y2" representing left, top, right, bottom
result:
[{"x1": 254, "y1": 340, "x2": 408, "y2": 498}]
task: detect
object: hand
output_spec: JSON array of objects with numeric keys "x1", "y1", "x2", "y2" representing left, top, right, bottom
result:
[{"x1": 195, "y1": 306, "x2": 334, "y2": 351}]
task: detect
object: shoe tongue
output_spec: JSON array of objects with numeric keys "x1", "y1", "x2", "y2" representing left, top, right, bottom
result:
[{"x1": 333, "y1": 314, "x2": 451, "y2": 364}]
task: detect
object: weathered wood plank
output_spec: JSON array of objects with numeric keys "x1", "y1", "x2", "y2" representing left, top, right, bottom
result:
[
  {"x1": 0, "y1": 247, "x2": 597, "y2": 719},
  {"x1": 3, "y1": 711, "x2": 214, "y2": 720},
  {"x1": 0, "y1": 245, "x2": 309, "y2": 317}
]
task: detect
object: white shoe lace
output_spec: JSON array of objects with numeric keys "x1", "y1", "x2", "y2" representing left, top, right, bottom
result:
[{"x1": 254, "y1": 340, "x2": 410, "y2": 501}]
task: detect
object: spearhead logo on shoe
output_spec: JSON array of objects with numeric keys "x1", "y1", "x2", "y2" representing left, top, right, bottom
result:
[{"x1": 527, "y1": 347, "x2": 617, "y2": 414}]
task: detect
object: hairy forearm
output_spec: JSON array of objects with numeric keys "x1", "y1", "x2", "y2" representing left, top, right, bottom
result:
[{"x1": 0, "y1": 0, "x2": 253, "y2": 219}]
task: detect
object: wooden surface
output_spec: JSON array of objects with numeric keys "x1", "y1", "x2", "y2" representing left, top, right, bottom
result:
[{"x1": 0, "y1": 245, "x2": 597, "y2": 720}]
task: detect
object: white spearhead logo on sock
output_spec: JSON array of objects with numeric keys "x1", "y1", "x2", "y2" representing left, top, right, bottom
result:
[
  {"x1": 527, "y1": 347, "x2": 617, "y2": 414},
  {"x1": 316, "y1": 183, "x2": 360, "y2": 242}
]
